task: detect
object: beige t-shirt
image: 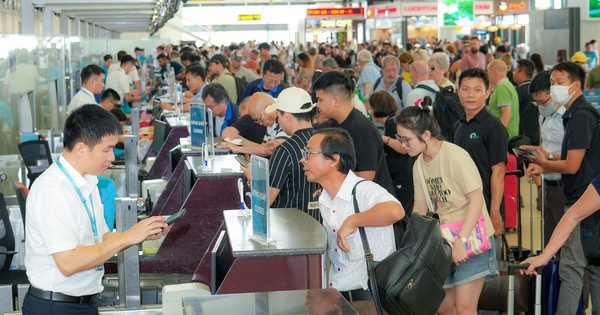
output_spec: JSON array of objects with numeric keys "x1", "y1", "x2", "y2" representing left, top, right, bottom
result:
[{"x1": 413, "y1": 141, "x2": 494, "y2": 235}]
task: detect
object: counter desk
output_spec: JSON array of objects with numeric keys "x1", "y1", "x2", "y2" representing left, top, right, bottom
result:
[{"x1": 204, "y1": 208, "x2": 327, "y2": 294}]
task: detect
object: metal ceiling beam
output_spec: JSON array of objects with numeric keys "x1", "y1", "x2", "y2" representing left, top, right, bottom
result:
[
  {"x1": 33, "y1": 0, "x2": 155, "y2": 5},
  {"x1": 58, "y1": 10, "x2": 154, "y2": 15}
]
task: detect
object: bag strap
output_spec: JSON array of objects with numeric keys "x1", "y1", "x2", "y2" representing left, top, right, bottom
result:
[
  {"x1": 352, "y1": 180, "x2": 385, "y2": 315},
  {"x1": 416, "y1": 158, "x2": 436, "y2": 213}
]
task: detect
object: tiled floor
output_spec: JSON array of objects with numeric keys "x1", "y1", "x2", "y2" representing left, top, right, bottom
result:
[{"x1": 504, "y1": 177, "x2": 592, "y2": 315}]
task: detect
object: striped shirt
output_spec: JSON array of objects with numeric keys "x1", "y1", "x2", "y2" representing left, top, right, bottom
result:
[{"x1": 269, "y1": 128, "x2": 321, "y2": 221}]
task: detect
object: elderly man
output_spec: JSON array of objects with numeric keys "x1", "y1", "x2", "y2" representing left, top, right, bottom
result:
[
  {"x1": 369, "y1": 55, "x2": 412, "y2": 110},
  {"x1": 405, "y1": 60, "x2": 439, "y2": 108},
  {"x1": 487, "y1": 59, "x2": 520, "y2": 139},
  {"x1": 229, "y1": 49, "x2": 257, "y2": 83},
  {"x1": 429, "y1": 52, "x2": 455, "y2": 90},
  {"x1": 219, "y1": 92, "x2": 287, "y2": 156},
  {"x1": 356, "y1": 49, "x2": 381, "y2": 97},
  {"x1": 301, "y1": 127, "x2": 404, "y2": 314}
]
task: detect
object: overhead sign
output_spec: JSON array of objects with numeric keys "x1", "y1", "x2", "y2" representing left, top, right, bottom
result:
[
  {"x1": 591, "y1": 0, "x2": 600, "y2": 18},
  {"x1": 401, "y1": 2, "x2": 439, "y2": 16},
  {"x1": 320, "y1": 20, "x2": 353, "y2": 28},
  {"x1": 307, "y1": 7, "x2": 364, "y2": 18},
  {"x1": 495, "y1": 0, "x2": 529, "y2": 14},
  {"x1": 238, "y1": 14, "x2": 261, "y2": 21},
  {"x1": 474, "y1": 1, "x2": 495, "y2": 14},
  {"x1": 367, "y1": 4, "x2": 401, "y2": 18},
  {"x1": 442, "y1": 0, "x2": 474, "y2": 25}
]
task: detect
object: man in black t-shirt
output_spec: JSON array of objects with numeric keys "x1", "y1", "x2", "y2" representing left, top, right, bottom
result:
[
  {"x1": 313, "y1": 71, "x2": 396, "y2": 197},
  {"x1": 454, "y1": 68, "x2": 508, "y2": 238},
  {"x1": 527, "y1": 62, "x2": 600, "y2": 314}
]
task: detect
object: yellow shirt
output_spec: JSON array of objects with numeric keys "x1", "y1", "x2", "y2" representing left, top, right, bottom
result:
[{"x1": 413, "y1": 141, "x2": 494, "y2": 235}]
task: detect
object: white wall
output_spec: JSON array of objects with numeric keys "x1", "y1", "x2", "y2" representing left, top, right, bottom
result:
[{"x1": 568, "y1": 0, "x2": 600, "y2": 47}]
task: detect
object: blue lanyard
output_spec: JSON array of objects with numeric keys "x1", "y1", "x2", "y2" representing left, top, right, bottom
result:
[
  {"x1": 56, "y1": 158, "x2": 100, "y2": 243},
  {"x1": 81, "y1": 88, "x2": 94, "y2": 100}
]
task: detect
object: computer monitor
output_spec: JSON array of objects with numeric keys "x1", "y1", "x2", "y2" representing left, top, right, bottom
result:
[
  {"x1": 151, "y1": 119, "x2": 169, "y2": 154},
  {"x1": 210, "y1": 230, "x2": 232, "y2": 295},
  {"x1": 182, "y1": 159, "x2": 195, "y2": 201}
]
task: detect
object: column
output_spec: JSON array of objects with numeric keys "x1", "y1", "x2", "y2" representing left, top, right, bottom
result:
[{"x1": 21, "y1": 0, "x2": 35, "y2": 34}]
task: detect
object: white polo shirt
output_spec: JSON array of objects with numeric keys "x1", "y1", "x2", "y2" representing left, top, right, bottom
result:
[
  {"x1": 67, "y1": 87, "x2": 96, "y2": 114},
  {"x1": 319, "y1": 171, "x2": 398, "y2": 291},
  {"x1": 25, "y1": 156, "x2": 109, "y2": 296}
]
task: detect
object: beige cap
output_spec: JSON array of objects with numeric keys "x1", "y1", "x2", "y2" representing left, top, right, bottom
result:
[{"x1": 265, "y1": 87, "x2": 315, "y2": 114}]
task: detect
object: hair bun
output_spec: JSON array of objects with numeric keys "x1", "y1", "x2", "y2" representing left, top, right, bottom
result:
[{"x1": 419, "y1": 96, "x2": 432, "y2": 113}]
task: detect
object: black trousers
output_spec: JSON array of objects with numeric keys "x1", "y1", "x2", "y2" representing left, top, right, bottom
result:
[{"x1": 22, "y1": 292, "x2": 99, "y2": 315}]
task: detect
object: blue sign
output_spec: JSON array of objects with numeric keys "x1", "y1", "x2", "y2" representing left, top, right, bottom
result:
[
  {"x1": 250, "y1": 155, "x2": 270, "y2": 244},
  {"x1": 189, "y1": 103, "x2": 206, "y2": 148},
  {"x1": 584, "y1": 90, "x2": 600, "y2": 113}
]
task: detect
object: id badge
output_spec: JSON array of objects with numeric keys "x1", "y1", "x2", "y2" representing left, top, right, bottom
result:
[{"x1": 308, "y1": 201, "x2": 320, "y2": 211}]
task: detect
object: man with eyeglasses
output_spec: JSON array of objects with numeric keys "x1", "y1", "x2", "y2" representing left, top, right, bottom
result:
[
  {"x1": 242, "y1": 87, "x2": 320, "y2": 219},
  {"x1": 219, "y1": 92, "x2": 288, "y2": 157},
  {"x1": 300, "y1": 127, "x2": 405, "y2": 314},
  {"x1": 526, "y1": 70, "x2": 566, "y2": 248},
  {"x1": 242, "y1": 59, "x2": 289, "y2": 99},
  {"x1": 453, "y1": 68, "x2": 509, "y2": 248},
  {"x1": 526, "y1": 62, "x2": 600, "y2": 314}
]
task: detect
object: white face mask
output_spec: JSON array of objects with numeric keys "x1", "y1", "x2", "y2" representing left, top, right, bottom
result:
[
  {"x1": 538, "y1": 101, "x2": 559, "y2": 118},
  {"x1": 550, "y1": 82, "x2": 575, "y2": 106}
]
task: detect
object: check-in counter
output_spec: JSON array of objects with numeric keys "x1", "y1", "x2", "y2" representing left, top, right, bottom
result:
[
  {"x1": 181, "y1": 288, "x2": 358, "y2": 314},
  {"x1": 201, "y1": 208, "x2": 326, "y2": 294},
  {"x1": 145, "y1": 124, "x2": 189, "y2": 180}
]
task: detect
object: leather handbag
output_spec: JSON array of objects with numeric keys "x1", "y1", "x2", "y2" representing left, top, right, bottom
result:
[{"x1": 352, "y1": 181, "x2": 452, "y2": 315}]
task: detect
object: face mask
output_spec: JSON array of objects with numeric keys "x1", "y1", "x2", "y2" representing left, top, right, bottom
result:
[
  {"x1": 550, "y1": 82, "x2": 575, "y2": 106},
  {"x1": 538, "y1": 102, "x2": 558, "y2": 118}
]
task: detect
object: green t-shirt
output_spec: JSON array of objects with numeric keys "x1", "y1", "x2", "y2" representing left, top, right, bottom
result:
[{"x1": 489, "y1": 79, "x2": 520, "y2": 139}]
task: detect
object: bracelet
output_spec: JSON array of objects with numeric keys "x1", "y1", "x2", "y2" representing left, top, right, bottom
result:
[{"x1": 385, "y1": 137, "x2": 391, "y2": 145}]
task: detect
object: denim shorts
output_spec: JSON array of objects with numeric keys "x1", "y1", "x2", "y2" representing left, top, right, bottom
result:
[{"x1": 443, "y1": 237, "x2": 499, "y2": 288}]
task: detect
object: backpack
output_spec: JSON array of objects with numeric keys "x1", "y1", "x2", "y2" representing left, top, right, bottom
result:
[
  {"x1": 418, "y1": 85, "x2": 465, "y2": 143},
  {"x1": 374, "y1": 76, "x2": 404, "y2": 103},
  {"x1": 226, "y1": 72, "x2": 247, "y2": 105}
]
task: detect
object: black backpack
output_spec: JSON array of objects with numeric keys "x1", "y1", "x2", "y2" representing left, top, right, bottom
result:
[
  {"x1": 374, "y1": 76, "x2": 404, "y2": 103},
  {"x1": 226, "y1": 72, "x2": 247, "y2": 105},
  {"x1": 418, "y1": 85, "x2": 465, "y2": 142}
]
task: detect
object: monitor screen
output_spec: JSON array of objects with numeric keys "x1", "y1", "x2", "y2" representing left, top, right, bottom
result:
[
  {"x1": 210, "y1": 231, "x2": 232, "y2": 295},
  {"x1": 151, "y1": 119, "x2": 169, "y2": 154}
]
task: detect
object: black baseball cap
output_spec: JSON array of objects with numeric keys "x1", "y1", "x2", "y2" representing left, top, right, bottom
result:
[{"x1": 209, "y1": 54, "x2": 228, "y2": 66}]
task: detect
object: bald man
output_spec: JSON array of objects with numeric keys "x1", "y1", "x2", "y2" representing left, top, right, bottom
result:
[
  {"x1": 405, "y1": 60, "x2": 440, "y2": 108},
  {"x1": 487, "y1": 59, "x2": 520, "y2": 139},
  {"x1": 219, "y1": 92, "x2": 288, "y2": 156}
]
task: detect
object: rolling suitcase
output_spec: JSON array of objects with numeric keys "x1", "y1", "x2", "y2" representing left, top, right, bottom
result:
[
  {"x1": 508, "y1": 264, "x2": 541, "y2": 315},
  {"x1": 504, "y1": 155, "x2": 519, "y2": 230}
]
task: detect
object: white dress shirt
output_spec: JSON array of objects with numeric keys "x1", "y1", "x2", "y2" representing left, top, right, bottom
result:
[
  {"x1": 319, "y1": 171, "x2": 398, "y2": 291},
  {"x1": 106, "y1": 68, "x2": 131, "y2": 103},
  {"x1": 540, "y1": 106, "x2": 566, "y2": 181},
  {"x1": 67, "y1": 87, "x2": 96, "y2": 114},
  {"x1": 25, "y1": 156, "x2": 109, "y2": 296}
]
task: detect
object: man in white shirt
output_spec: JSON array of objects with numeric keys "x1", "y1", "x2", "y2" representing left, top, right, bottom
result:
[
  {"x1": 105, "y1": 55, "x2": 140, "y2": 112},
  {"x1": 22, "y1": 105, "x2": 168, "y2": 314},
  {"x1": 67, "y1": 65, "x2": 105, "y2": 114},
  {"x1": 301, "y1": 128, "x2": 405, "y2": 315}
]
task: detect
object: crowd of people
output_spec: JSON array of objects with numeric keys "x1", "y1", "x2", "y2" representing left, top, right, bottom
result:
[{"x1": 29, "y1": 36, "x2": 600, "y2": 314}]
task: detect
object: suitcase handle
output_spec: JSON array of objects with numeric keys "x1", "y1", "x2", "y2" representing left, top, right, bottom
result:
[
  {"x1": 508, "y1": 263, "x2": 530, "y2": 274},
  {"x1": 505, "y1": 170, "x2": 523, "y2": 177}
]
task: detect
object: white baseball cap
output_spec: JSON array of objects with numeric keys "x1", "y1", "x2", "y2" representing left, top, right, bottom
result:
[{"x1": 265, "y1": 87, "x2": 315, "y2": 114}]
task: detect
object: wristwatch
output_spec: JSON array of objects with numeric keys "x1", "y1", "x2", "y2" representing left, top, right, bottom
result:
[{"x1": 457, "y1": 236, "x2": 467, "y2": 243}]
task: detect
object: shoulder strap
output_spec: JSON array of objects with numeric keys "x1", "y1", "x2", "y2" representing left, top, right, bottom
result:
[
  {"x1": 374, "y1": 76, "x2": 382, "y2": 91},
  {"x1": 352, "y1": 180, "x2": 384, "y2": 315},
  {"x1": 417, "y1": 84, "x2": 439, "y2": 96},
  {"x1": 416, "y1": 158, "x2": 436, "y2": 212},
  {"x1": 394, "y1": 77, "x2": 404, "y2": 101}
]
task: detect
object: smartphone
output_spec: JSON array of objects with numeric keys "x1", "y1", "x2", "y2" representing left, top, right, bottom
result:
[
  {"x1": 165, "y1": 208, "x2": 187, "y2": 225},
  {"x1": 235, "y1": 155, "x2": 249, "y2": 168},
  {"x1": 512, "y1": 148, "x2": 535, "y2": 163}
]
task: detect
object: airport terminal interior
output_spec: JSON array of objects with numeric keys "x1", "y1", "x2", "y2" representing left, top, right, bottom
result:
[{"x1": 1, "y1": 0, "x2": 600, "y2": 314}]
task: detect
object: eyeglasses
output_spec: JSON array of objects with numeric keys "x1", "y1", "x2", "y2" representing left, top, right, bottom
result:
[
  {"x1": 532, "y1": 97, "x2": 551, "y2": 106},
  {"x1": 301, "y1": 148, "x2": 323, "y2": 160},
  {"x1": 253, "y1": 113, "x2": 264, "y2": 124},
  {"x1": 394, "y1": 134, "x2": 416, "y2": 146}
]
